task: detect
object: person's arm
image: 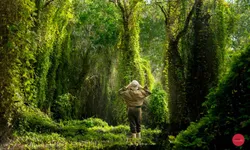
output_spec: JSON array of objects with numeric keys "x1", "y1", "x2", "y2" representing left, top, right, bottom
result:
[
  {"x1": 134, "y1": 85, "x2": 151, "y2": 98},
  {"x1": 118, "y1": 86, "x2": 127, "y2": 95},
  {"x1": 143, "y1": 85, "x2": 152, "y2": 95}
]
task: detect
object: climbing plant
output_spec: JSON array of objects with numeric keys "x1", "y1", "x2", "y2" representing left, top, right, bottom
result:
[{"x1": 0, "y1": 0, "x2": 36, "y2": 141}]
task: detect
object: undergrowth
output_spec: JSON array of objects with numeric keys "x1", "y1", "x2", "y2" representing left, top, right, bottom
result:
[
  {"x1": 173, "y1": 45, "x2": 250, "y2": 149},
  {"x1": 5, "y1": 107, "x2": 161, "y2": 149}
]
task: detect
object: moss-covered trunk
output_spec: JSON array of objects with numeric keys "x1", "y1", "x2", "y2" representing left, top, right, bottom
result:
[
  {"x1": 112, "y1": 0, "x2": 154, "y2": 124},
  {"x1": 0, "y1": 0, "x2": 36, "y2": 141},
  {"x1": 186, "y1": 0, "x2": 226, "y2": 122},
  {"x1": 167, "y1": 39, "x2": 188, "y2": 134},
  {"x1": 118, "y1": 1, "x2": 144, "y2": 86},
  {"x1": 160, "y1": 0, "x2": 195, "y2": 134}
]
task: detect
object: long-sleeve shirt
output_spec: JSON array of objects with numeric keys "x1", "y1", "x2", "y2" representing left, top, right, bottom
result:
[{"x1": 119, "y1": 87, "x2": 151, "y2": 107}]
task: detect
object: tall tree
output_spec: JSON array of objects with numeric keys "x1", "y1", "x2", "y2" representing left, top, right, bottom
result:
[
  {"x1": 71, "y1": 0, "x2": 121, "y2": 122},
  {"x1": 109, "y1": 0, "x2": 154, "y2": 124},
  {"x1": 157, "y1": 0, "x2": 228, "y2": 134},
  {"x1": 0, "y1": 0, "x2": 36, "y2": 141},
  {"x1": 186, "y1": 0, "x2": 228, "y2": 122},
  {"x1": 116, "y1": 0, "x2": 145, "y2": 85},
  {"x1": 156, "y1": 0, "x2": 196, "y2": 134}
]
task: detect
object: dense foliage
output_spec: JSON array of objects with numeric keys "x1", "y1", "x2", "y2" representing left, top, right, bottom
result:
[
  {"x1": 0, "y1": 0, "x2": 249, "y2": 149},
  {"x1": 147, "y1": 85, "x2": 168, "y2": 129},
  {"x1": 174, "y1": 45, "x2": 250, "y2": 149}
]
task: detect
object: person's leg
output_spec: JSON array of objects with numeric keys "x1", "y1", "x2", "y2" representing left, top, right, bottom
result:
[
  {"x1": 128, "y1": 107, "x2": 137, "y2": 138},
  {"x1": 135, "y1": 108, "x2": 142, "y2": 138}
]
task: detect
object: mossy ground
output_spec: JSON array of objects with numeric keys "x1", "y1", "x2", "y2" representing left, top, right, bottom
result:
[
  {"x1": 7, "y1": 125, "x2": 160, "y2": 149},
  {"x1": 3, "y1": 109, "x2": 161, "y2": 149}
]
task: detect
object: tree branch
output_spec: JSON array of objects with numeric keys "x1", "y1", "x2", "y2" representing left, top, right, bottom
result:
[
  {"x1": 122, "y1": 0, "x2": 129, "y2": 18},
  {"x1": 117, "y1": 0, "x2": 125, "y2": 13},
  {"x1": 128, "y1": 1, "x2": 140, "y2": 18},
  {"x1": 175, "y1": 0, "x2": 196, "y2": 42},
  {"x1": 156, "y1": 3, "x2": 168, "y2": 25},
  {"x1": 117, "y1": 0, "x2": 127, "y2": 24}
]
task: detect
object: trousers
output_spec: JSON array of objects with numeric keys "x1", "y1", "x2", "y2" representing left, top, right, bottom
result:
[{"x1": 128, "y1": 107, "x2": 142, "y2": 133}]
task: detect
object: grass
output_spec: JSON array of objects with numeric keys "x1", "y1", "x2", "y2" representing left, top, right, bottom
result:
[
  {"x1": 7, "y1": 124, "x2": 160, "y2": 149},
  {"x1": 5, "y1": 109, "x2": 161, "y2": 149}
]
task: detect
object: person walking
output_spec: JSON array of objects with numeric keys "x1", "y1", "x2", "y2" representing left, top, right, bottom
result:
[{"x1": 119, "y1": 80, "x2": 151, "y2": 139}]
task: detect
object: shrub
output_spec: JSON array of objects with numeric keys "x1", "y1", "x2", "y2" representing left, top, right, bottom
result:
[
  {"x1": 147, "y1": 84, "x2": 168, "y2": 129},
  {"x1": 14, "y1": 107, "x2": 60, "y2": 134},
  {"x1": 174, "y1": 45, "x2": 250, "y2": 149},
  {"x1": 53, "y1": 93, "x2": 75, "y2": 120}
]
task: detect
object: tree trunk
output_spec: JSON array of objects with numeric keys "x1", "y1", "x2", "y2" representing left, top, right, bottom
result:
[
  {"x1": 186, "y1": 0, "x2": 218, "y2": 121},
  {"x1": 160, "y1": 0, "x2": 196, "y2": 134},
  {"x1": 167, "y1": 39, "x2": 188, "y2": 134}
]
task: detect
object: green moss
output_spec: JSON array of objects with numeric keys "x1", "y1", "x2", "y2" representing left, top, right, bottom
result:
[{"x1": 11, "y1": 109, "x2": 161, "y2": 149}]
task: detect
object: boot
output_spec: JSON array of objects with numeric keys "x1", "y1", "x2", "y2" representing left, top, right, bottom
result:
[{"x1": 136, "y1": 132, "x2": 141, "y2": 139}]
